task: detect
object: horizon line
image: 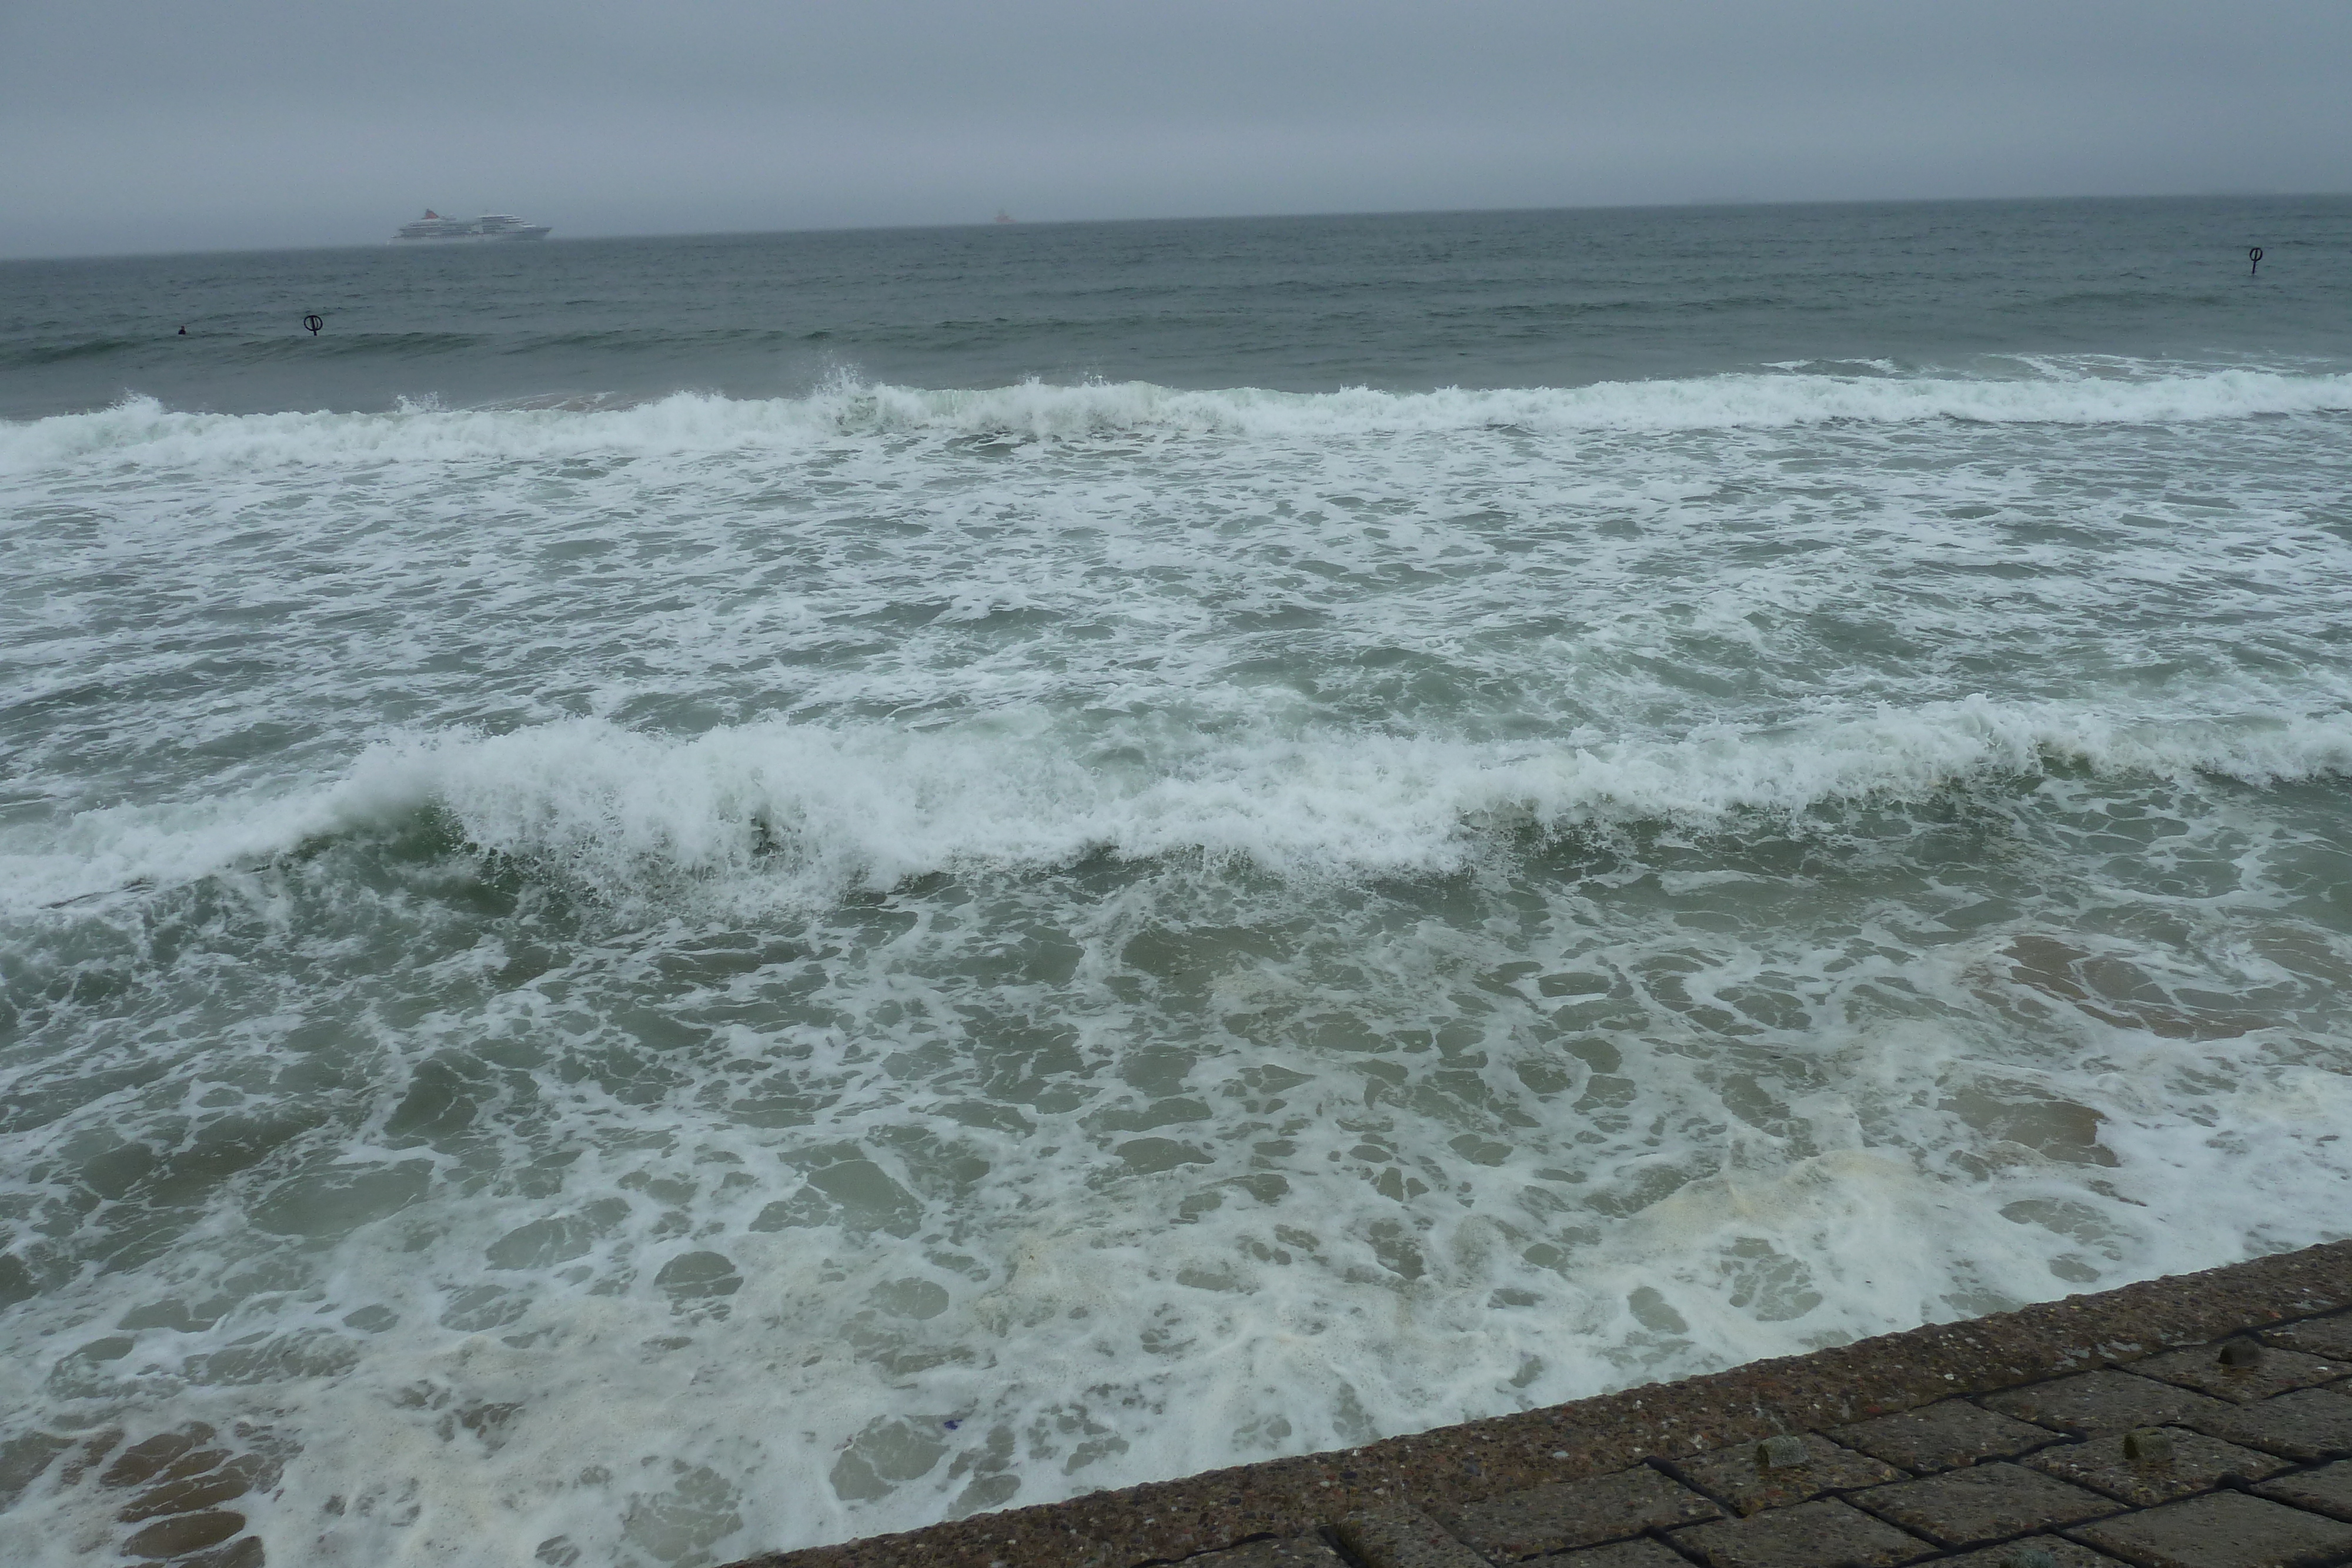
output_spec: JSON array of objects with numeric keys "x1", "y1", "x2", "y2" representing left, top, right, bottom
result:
[{"x1": 6, "y1": 188, "x2": 2346, "y2": 266}]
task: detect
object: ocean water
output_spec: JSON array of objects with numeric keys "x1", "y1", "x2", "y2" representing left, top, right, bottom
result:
[{"x1": 4, "y1": 197, "x2": 2351, "y2": 1568}]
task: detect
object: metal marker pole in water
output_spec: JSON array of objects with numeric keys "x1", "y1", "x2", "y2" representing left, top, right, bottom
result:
[
  {"x1": 304, "y1": 314, "x2": 325, "y2": 335},
  {"x1": 2250, "y1": 248, "x2": 2265, "y2": 276}
]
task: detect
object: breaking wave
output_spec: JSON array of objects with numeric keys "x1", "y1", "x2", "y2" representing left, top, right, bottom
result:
[
  {"x1": 15, "y1": 697, "x2": 2352, "y2": 915},
  {"x1": 5, "y1": 361, "x2": 2351, "y2": 473}
]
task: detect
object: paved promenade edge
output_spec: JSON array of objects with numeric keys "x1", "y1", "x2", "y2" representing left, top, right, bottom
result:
[{"x1": 730, "y1": 1239, "x2": 2352, "y2": 1568}]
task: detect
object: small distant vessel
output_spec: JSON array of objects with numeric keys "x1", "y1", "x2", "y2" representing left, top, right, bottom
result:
[
  {"x1": 394, "y1": 210, "x2": 553, "y2": 242},
  {"x1": 994, "y1": 210, "x2": 1015, "y2": 225}
]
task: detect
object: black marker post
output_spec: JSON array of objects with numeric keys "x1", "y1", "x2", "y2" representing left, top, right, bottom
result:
[
  {"x1": 304, "y1": 314, "x2": 325, "y2": 335},
  {"x1": 2249, "y1": 248, "x2": 2265, "y2": 276}
]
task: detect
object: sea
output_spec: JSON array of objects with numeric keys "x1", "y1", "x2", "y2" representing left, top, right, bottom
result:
[{"x1": 4, "y1": 196, "x2": 2351, "y2": 1568}]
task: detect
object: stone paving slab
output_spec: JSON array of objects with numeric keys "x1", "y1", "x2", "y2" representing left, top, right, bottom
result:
[
  {"x1": 2267, "y1": 1310, "x2": 2352, "y2": 1363},
  {"x1": 1930, "y1": 1539, "x2": 2127, "y2": 1568},
  {"x1": 1849, "y1": 1462, "x2": 2120, "y2": 1547},
  {"x1": 1664, "y1": 1432, "x2": 1905, "y2": 1516},
  {"x1": 1828, "y1": 1399, "x2": 2061, "y2": 1473},
  {"x1": 1544, "y1": 1542, "x2": 1690, "y2": 1568},
  {"x1": 1979, "y1": 1370, "x2": 2230, "y2": 1436},
  {"x1": 2127, "y1": 1339, "x2": 2350, "y2": 1403},
  {"x1": 1185, "y1": 1537, "x2": 1351, "y2": 1567},
  {"x1": 1439, "y1": 1464, "x2": 1719, "y2": 1559},
  {"x1": 2023, "y1": 1425, "x2": 2287, "y2": 1506},
  {"x1": 1668, "y1": 1496, "x2": 1929, "y2": 1567},
  {"x1": 737, "y1": 1241, "x2": 2352, "y2": 1568},
  {"x1": 2186, "y1": 1386, "x2": 2352, "y2": 1462},
  {"x1": 2256, "y1": 1457, "x2": 2352, "y2": 1523},
  {"x1": 1329, "y1": 1504, "x2": 1485, "y2": 1568},
  {"x1": 2065, "y1": 1489, "x2": 2352, "y2": 1568}
]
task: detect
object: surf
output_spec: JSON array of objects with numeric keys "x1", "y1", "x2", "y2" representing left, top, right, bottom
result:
[
  {"x1": 13, "y1": 696, "x2": 2352, "y2": 920},
  {"x1": 7, "y1": 360, "x2": 2352, "y2": 474}
]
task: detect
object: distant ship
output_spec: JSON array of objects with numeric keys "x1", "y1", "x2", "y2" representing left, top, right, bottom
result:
[
  {"x1": 994, "y1": 210, "x2": 1015, "y2": 224},
  {"x1": 393, "y1": 210, "x2": 553, "y2": 242}
]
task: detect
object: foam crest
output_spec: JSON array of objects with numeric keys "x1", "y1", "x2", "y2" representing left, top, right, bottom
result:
[
  {"x1": 244, "y1": 699, "x2": 2352, "y2": 885},
  {"x1": 15, "y1": 697, "x2": 2351, "y2": 915},
  {"x1": 6, "y1": 362, "x2": 2350, "y2": 473}
]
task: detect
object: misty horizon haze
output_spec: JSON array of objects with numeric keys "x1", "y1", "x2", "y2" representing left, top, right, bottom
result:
[{"x1": 3, "y1": 0, "x2": 2349, "y2": 260}]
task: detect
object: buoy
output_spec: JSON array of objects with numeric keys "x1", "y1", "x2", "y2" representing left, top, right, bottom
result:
[
  {"x1": 2249, "y1": 247, "x2": 2265, "y2": 276},
  {"x1": 304, "y1": 314, "x2": 325, "y2": 335}
]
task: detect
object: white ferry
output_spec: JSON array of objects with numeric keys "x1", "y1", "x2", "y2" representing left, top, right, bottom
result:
[{"x1": 393, "y1": 210, "x2": 553, "y2": 242}]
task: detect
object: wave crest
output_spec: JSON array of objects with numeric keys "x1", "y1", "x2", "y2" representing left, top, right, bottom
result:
[
  {"x1": 6, "y1": 362, "x2": 2350, "y2": 473},
  {"x1": 13, "y1": 698, "x2": 2351, "y2": 915}
]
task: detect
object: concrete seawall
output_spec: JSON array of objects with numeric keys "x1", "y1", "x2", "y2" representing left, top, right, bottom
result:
[{"x1": 731, "y1": 1241, "x2": 2352, "y2": 1568}]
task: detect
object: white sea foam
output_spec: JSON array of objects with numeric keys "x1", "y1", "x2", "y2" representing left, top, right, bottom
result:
[
  {"x1": 5, "y1": 874, "x2": 2348, "y2": 1568},
  {"x1": 8, "y1": 329, "x2": 2352, "y2": 1568},
  {"x1": 9, "y1": 696, "x2": 2352, "y2": 917},
  {"x1": 4, "y1": 360, "x2": 2350, "y2": 473}
]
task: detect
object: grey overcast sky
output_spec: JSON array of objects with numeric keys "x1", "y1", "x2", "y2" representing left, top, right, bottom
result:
[{"x1": 2, "y1": 0, "x2": 2347, "y2": 259}]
